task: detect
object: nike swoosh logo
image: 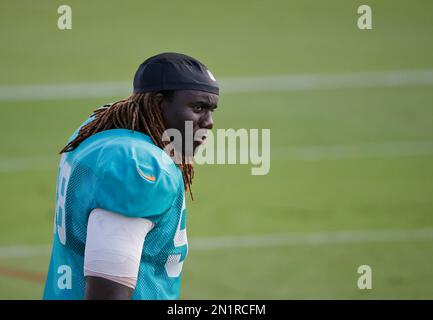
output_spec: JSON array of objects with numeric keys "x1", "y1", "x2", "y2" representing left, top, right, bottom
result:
[
  {"x1": 143, "y1": 174, "x2": 156, "y2": 182},
  {"x1": 136, "y1": 166, "x2": 156, "y2": 182}
]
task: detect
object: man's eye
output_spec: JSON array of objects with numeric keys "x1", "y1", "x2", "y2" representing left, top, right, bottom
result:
[{"x1": 193, "y1": 105, "x2": 203, "y2": 112}]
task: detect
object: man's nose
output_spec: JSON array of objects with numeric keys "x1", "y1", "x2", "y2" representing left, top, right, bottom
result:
[{"x1": 201, "y1": 111, "x2": 214, "y2": 130}]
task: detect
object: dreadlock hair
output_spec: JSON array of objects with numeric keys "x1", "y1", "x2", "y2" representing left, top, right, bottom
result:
[{"x1": 60, "y1": 92, "x2": 194, "y2": 199}]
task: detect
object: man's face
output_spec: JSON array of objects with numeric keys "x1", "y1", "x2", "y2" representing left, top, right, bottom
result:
[{"x1": 160, "y1": 90, "x2": 218, "y2": 155}]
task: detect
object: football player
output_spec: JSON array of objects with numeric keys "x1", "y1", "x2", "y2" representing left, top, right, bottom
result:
[{"x1": 43, "y1": 52, "x2": 219, "y2": 299}]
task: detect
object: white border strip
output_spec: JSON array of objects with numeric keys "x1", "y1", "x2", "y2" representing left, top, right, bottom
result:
[
  {"x1": 1, "y1": 69, "x2": 433, "y2": 101},
  {"x1": 1, "y1": 228, "x2": 433, "y2": 259}
]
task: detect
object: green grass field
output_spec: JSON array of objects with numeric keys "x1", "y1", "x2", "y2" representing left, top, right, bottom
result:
[{"x1": 1, "y1": 0, "x2": 433, "y2": 299}]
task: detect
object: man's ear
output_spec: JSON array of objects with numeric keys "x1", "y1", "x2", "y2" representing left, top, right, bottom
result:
[
  {"x1": 155, "y1": 93, "x2": 164, "y2": 107},
  {"x1": 157, "y1": 93, "x2": 173, "y2": 113}
]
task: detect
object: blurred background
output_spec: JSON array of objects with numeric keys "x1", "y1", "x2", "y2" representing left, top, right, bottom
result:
[{"x1": 0, "y1": 0, "x2": 433, "y2": 299}]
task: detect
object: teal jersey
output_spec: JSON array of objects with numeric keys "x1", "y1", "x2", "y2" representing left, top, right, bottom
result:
[{"x1": 43, "y1": 127, "x2": 188, "y2": 300}]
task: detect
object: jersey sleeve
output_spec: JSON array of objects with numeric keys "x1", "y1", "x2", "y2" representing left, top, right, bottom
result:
[{"x1": 94, "y1": 139, "x2": 181, "y2": 220}]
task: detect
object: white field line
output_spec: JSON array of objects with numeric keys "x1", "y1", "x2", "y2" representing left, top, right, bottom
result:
[
  {"x1": 273, "y1": 141, "x2": 433, "y2": 161},
  {"x1": 191, "y1": 228, "x2": 433, "y2": 250},
  {"x1": 1, "y1": 228, "x2": 433, "y2": 259},
  {"x1": 1, "y1": 69, "x2": 433, "y2": 101},
  {"x1": 0, "y1": 245, "x2": 51, "y2": 259},
  {"x1": 0, "y1": 155, "x2": 56, "y2": 172},
  {"x1": 1, "y1": 141, "x2": 433, "y2": 172}
]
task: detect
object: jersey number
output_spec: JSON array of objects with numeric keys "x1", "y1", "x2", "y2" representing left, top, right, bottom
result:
[
  {"x1": 164, "y1": 198, "x2": 188, "y2": 278},
  {"x1": 54, "y1": 154, "x2": 71, "y2": 245}
]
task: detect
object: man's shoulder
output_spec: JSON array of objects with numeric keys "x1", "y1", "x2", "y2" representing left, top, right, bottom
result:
[
  {"x1": 75, "y1": 129, "x2": 181, "y2": 182},
  {"x1": 70, "y1": 129, "x2": 182, "y2": 218},
  {"x1": 102, "y1": 129, "x2": 179, "y2": 176}
]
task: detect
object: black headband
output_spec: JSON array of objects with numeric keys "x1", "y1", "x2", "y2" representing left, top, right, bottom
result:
[{"x1": 133, "y1": 52, "x2": 219, "y2": 95}]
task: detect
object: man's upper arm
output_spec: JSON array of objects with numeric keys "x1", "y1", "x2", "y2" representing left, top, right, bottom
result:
[
  {"x1": 84, "y1": 276, "x2": 133, "y2": 300},
  {"x1": 83, "y1": 208, "x2": 154, "y2": 299}
]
